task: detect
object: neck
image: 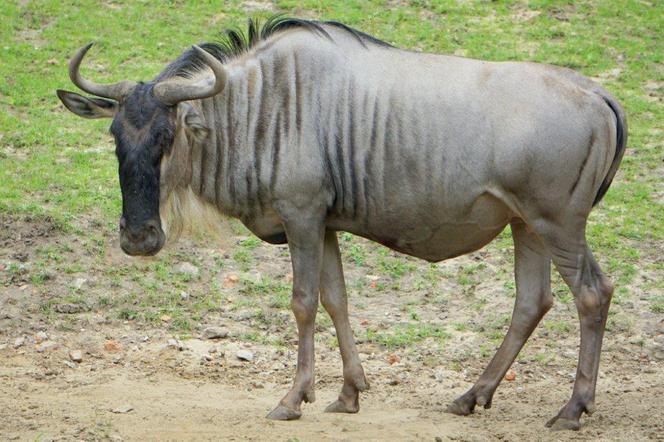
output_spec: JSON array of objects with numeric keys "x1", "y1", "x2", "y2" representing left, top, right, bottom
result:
[{"x1": 189, "y1": 49, "x2": 300, "y2": 220}]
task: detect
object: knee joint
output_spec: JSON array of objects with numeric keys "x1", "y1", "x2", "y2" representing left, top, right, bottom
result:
[
  {"x1": 576, "y1": 282, "x2": 612, "y2": 316},
  {"x1": 291, "y1": 289, "x2": 317, "y2": 318}
]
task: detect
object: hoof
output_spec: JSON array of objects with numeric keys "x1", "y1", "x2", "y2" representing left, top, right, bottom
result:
[
  {"x1": 445, "y1": 399, "x2": 473, "y2": 416},
  {"x1": 266, "y1": 404, "x2": 302, "y2": 421},
  {"x1": 325, "y1": 399, "x2": 359, "y2": 414},
  {"x1": 545, "y1": 416, "x2": 580, "y2": 431}
]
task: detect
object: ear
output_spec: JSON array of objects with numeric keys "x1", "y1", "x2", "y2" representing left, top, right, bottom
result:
[
  {"x1": 56, "y1": 89, "x2": 118, "y2": 119},
  {"x1": 181, "y1": 103, "x2": 209, "y2": 142}
]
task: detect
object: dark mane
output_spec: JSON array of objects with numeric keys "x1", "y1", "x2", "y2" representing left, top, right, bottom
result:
[{"x1": 156, "y1": 15, "x2": 392, "y2": 81}]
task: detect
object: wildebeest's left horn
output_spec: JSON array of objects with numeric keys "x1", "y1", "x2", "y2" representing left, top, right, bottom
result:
[
  {"x1": 69, "y1": 43, "x2": 137, "y2": 100},
  {"x1": 153, "y1": 45, "x2": 227, "y2": 105}
]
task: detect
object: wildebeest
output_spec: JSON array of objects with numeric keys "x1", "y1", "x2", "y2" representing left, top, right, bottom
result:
[{"x1": 57, "y1": 16, "x2": 627, "y2": 430}]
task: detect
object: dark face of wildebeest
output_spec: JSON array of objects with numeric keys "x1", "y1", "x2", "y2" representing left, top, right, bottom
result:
[
  {"x1": 58, "y1": 83, "x2": 174, "y2": 256},
  {"x1": 111, "y1": 84, "x2": 175, "y2": 255},
  {"x1": 57, "y1": 44, "x2": 225, "y2": 256}
]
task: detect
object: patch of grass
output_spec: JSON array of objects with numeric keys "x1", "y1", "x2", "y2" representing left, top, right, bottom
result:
[
  {"x1": 365, "y1": 323, "x2": 451, "y2": 349},
  {"x1": 649, "y1": 296, "x2": 664, "y2": 314}
]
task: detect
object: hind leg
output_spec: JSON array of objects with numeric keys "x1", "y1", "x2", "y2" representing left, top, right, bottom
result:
[
  {"x1": 448, "y1": 219, "x2": 552, "y2": 415},
  {"x1": 319, "y1": 230, "x2": 369, "y2": 413},
  {"x1": 530, "y1": 219, "x2": 613, "y2": 430}
]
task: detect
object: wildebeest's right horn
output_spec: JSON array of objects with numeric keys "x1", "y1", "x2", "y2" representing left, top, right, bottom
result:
[
  {"x1": 69, "y1": 43, "x2": 137, "y2": 100},
  {"x1": 153, "y1": 45, "x2": 227, "y2": 105}
]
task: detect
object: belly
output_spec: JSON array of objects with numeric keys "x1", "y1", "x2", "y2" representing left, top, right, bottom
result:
[{"x1": 330, "y1": 192, "x2": 511, "y2": 262}]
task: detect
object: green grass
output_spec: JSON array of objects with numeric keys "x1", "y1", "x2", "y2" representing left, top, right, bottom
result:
[{"x1": 1, "y1": 0, "x2": 662, "y2": 343}]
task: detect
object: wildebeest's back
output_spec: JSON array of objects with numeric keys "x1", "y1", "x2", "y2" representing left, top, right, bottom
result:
[{"x1": 303, "y1": 30, "x2": 615, "y2": 260}]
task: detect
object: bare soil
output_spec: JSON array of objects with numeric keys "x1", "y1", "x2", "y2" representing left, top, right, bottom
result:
[{"x1": 1, "y1": 214, "x2": 663, "y2": 441}]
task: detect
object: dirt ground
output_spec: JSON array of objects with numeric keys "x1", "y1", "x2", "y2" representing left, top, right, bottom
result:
[{"x1": 1, "y1": 214, "x2": 663, "y2": 441}]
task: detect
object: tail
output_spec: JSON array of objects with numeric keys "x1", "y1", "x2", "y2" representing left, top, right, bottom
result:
[{"x1": 592, "y1": 94, "x2": 628, "y2": 207}]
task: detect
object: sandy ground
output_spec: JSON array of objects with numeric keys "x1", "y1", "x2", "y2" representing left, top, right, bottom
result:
[
  {"x1": 1, "y1": 214, "x2": 663, "y2": 440},
  {"x1": 1, "y1": 332, "x2": 663, "y2": 441}
]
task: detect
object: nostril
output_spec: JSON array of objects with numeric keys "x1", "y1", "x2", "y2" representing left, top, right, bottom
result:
[{"x1": 145, "y1": 219, "x2": 161, "y2": 234}]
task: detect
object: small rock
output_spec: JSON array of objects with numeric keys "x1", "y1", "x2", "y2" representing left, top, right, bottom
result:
[
  {"x1": 504, "y1": 371, "x2": 516, "y2": 381},
  {"x1": 176, "y1": 262, "x2": 199, "y2": 276},
  {"x1": 329, "y1": 328, "x2": 336, "y2": 337},
  {"x1": 160, "y1": 315, "x2": 172, "y2": 322},
  {"x1": 104, "y1": 340, "x2": 122, "y2": 352},
  {"x1": 208, "y1": 346, "x2": 217, "y2": 354},
  {"x1": 236, "y1": 349, "x2": 254, "y2": 361},
  {"x1": 63, "y1": 360, "x2": 76, "y2": 369},
  {"x1": 69, "y1": 350, "x2": 83, "y2": 363},
  {"x1": 36, "y1": 341, "x2": 59, "y2": 353},
  {"x1": 201, "y1": 354, "x2": 213, "y2": 362},
  {"x1": 235, "y1": 311, "x2": 253, "y2": 321},
  {"x1": 387, "y1": 378, "x2": 400, "y2": 386},
  {"x1": 13, "y1": 336, "x2": 26, "y2": 349},
  {"x1": 167, "y1": 339, "x2": 184, "y2": 351},
  {"x1": 222, "y1": 274, "x2": 239, "y2": 288},
  {"x1": 203, "y1": 327, "x2": 229, "y2": 340},
  {"x1": 386, "y1": 353, "x2": 400, "y2": 365},
  {"x1": 34, "y1": 331, "x2": 49, "y2": 343},
  {"x1": 54, "y1": 303, "x2": 87, "y2": 314},
  {"x1": 647, "y1": 344, "x2": 664, "y2": 361},
  {"x1": 110, "y1": 405, "x2": 133, "y2": 414},
  {"x1": 73, "y1": 278, "x2": 88, "y2": 289},
  {"x1": 434, "y1": 369, "x2": 445, "y2": 383},
  {"x1": 180, "y1": 291, "x2": 190, "y2": 301}
]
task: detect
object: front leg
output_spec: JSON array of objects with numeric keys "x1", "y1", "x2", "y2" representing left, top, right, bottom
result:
[{"x1": 266, "y1": 206, "x2": 325, "y2": 421}]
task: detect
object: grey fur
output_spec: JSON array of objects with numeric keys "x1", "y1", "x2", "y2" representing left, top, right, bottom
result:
[{"x1": 58, "y1": 20, "x2": 627, "y2": 429}]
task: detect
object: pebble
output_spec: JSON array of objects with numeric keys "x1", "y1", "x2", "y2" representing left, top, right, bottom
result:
[
  {"x1": 647, "y1": 344, "x2": 664, "y2": 361},
  {"x1": 180, "y1": 291, "x2": 190, "y2": 301},
  {"x1": 104, "y1": 340, "x2": 122, "y2": 352},
  {"x1": 110, "y1": 405, "x2": 133, "y2": 414},
  {"x1": 69, "y1": 349, "x2": 83, "y2": 362},
  {"x1": 203, "y1": 327, "x2": 229, "y2": 340},
  {"x1": 175, "y1": 262, "x2": 199, "y2": 276},
  {"x1": 208, "y1": 346, "x2": 218, "y2": 354},
  {"x1": 73, "y1": 278, "x2": 88, "y2": 290},
  {"x1": 54, "y1": 303, "x2": 87, "y2": 314},
  {"x1": 63, "y1": 360, "x2": 76, "y2": 369},
  {"x1": 34, "y1": 331, "x2": 49, "y2": 343},
  {"x1": 202, "y1": 354, "x2": 213, "y2": 362},
  {"x1": 236, "y1": 349, "x2": 254, "y2": 361},
  {"x1": 167, "y1": 339, "x2": 184, "y2": 351},
  {"x1": 36, "y1": 341, "x2": 59, "y2": 353},
  {"x1": 235, "y1": 311, "x2": 253, "y2": 321},
  {"x1": 434, "y1": 369, "x2": 445, "y2": 383},
  {"x1": 13, "y1": 336, "x2": 26, "y2": 349}
]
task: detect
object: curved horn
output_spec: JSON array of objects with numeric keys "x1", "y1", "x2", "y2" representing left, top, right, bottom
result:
[
  {"x1": 153, "y1": 45, "x2": 227, "y2": 105},
  {"x1": 69, "y1": 43, "x2": 136, "y2": 100}
]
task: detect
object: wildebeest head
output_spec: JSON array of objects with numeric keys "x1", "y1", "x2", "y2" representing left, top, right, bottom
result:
[{"x1": 57, "y1": 44, "x2": 226, "y2": 256}]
